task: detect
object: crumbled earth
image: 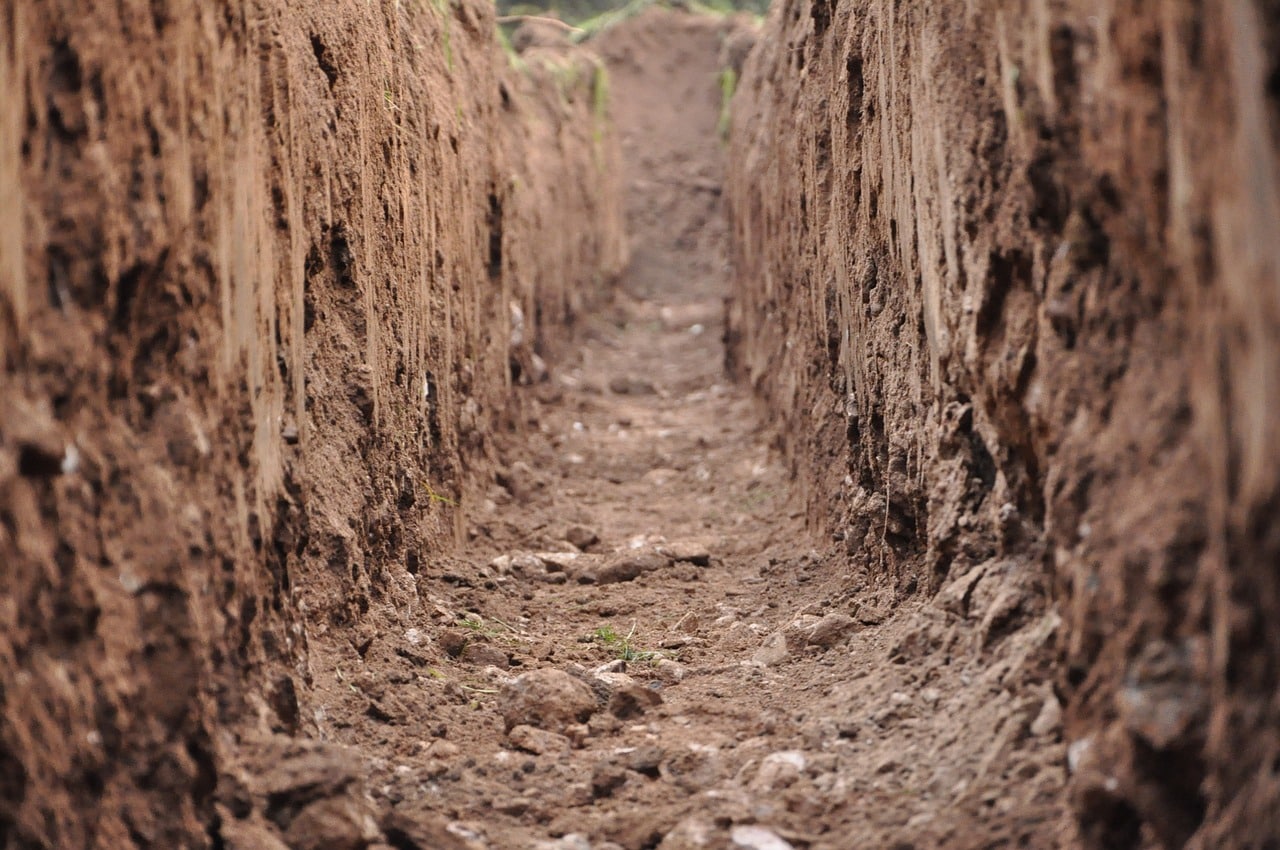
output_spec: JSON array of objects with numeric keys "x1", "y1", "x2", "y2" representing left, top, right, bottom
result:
[{"x1": 308, "y1": 286, "x2": 1071, "y2": 850}]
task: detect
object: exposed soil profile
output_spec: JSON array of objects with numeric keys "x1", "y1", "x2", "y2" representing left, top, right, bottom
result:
[{"x1": 1, "y1": 2, "x2": 1279, "y2": 850}]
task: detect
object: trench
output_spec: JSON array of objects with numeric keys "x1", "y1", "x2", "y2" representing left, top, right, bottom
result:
[
  {"x1": 3, "y1": 2, "x2": 1279, "y2": 849},
  {"x1": 297, "y1": 12, "x2": 1068, "y2": 850}
]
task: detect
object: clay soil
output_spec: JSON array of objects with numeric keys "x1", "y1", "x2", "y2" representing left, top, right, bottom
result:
[{"x1": 300, "y1": 12, "x2": 1069, "y2": 849}]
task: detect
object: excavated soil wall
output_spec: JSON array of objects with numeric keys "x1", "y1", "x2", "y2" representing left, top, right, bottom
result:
[
  {"x1": 0, "y1": 2, "x2": 621, "y2": 846},
  {"x1": 729, "y1": 1, "x2": 1280, "y2": 846}
]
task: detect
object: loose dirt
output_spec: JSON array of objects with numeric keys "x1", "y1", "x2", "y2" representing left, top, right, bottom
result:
[{"x1": 299, "y1": 11, "x2": 1069, "y2": 849}]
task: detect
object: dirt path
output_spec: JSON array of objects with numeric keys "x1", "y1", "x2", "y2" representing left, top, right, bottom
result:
[{"x1": 298, "y1": 11, "x2": 1068, "y2": 850}]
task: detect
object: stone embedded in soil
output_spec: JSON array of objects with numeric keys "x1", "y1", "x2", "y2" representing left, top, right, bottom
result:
[
  {"x1": 729, "y1": 825, "x2": 795, "y2": 850},
  {"x1": 566, "y1": 525, "x2": 600, "y2": 549},
  {"x1": 660, "y1": 745, "x2": 724, "y2": 792},
  {"x1": 751, "y1": 750, "x2": 807, "y2": 791},
  {"x1": 284, "y1": 796, "x2": 382, "y2": 850},
  {"x1": 657, "y1": 540, "x2": 712, "y2": 566},
  {"x1": 751, "y1": 631, "x2": 790, "y2": 667},
  {"x1": 1029, "y1": 695, "x2": 1064, "y2": 738},
  {"x1": 806, "y1": 613, "x2": 856, "y2": 648},
  {"x1": 657, "y1": 816, "x2": 716, "y2": 850},
  {"x1": 500, "y1": 669, "x2": 598, "y2": 732},
  {"x1": 220, "y1": 820, "x2": 293, "y2": 850},
  {"x1": 460, "y1": 642, "x2": 510, "y2": 669},
  {"x1": 535, "y1": 551, "x2": 582, "y2": 572},
  {"x1": 508, "y1": 724, "x2": 572, "y2": 756},
  {"x1": 592, "y1": 760, "x2": 630, "y2": 798},
  {"x1": 422, "y1": 739, "x2": 461, "y2": 760},
  {"x1": 628, "y1": 745, "x2": 666, "y2": 777},
  {"x1": 655, "y1": 659, "x2": 687, "y2": 682},
  {"x1": 381, "y1": 805, "x2": 478, "y2": 850},
  {"x1": 591, "y1": 550, "x2": 672, "y2": 584},
  {"x1": 608, "y1": 679, "x2": 664, "y2": 719},
  {"x1": 535, "y1": 834, "x2": 592, "y2": 850}
]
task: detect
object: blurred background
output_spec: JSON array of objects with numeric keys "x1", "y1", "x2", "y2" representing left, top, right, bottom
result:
[{"x1": 495, "y1": 0, "x2": 770, "y2": 28}]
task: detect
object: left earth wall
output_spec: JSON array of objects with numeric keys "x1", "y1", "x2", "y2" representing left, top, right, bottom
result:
[{"x1": 0, "y1": 2, "x2": 624, "y2": 847}]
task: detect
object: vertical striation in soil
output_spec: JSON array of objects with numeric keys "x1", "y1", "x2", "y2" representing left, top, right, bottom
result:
[
  {"x1": 728, "y1": 1, "x2": 1280, "y2": 846},
  {"x1": 0, "y1": 2, "x2": 621, "y2": 846}
]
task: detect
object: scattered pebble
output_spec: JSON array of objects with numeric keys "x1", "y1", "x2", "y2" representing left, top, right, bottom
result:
[
  {"x1": 566, "y1": 525, "x2": 600, "y2": 549},
  {"x1": 730, "y1": 825, "x2": 794, "y2": 850},
  {"x1": 500, "y1": 669, "x2": 598, "y2": 733},
  {"x1": 806, "y1": 613, "x2": 856, "y2": 648},
  {"x1": 751, "y1": 632, "x2": 789, "y2": 667},
  {"x1": 1030, "y1": 695, "x2": 1063, "y2": 737},
  {"x1": 592, "y1": 551, "x2": 671, "y2": 584},
  {"x1": 658, "y1": 540, "x2": 712, "y2": 566},
  {"x1": 751, "y1": 750, "x2": 807, "y2": 791},
  {"x1": 508, "y1": 724, "x2": 571, "y2": 756}
]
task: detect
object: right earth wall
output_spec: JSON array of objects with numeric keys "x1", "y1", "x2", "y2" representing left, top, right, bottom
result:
[{"x1": 727, "y1": 1, "x2": 1280, "y2": 846}]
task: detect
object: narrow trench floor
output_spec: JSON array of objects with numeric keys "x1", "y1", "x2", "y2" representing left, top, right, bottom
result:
[{"x1": 306, "y1": 293, "x2": 1069, "y2": 850}]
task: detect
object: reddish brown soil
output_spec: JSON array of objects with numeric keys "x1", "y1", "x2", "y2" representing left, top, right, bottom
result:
[
  {"x1": 0, "y1": 2, "x2": 621, "y2": 847},
  {"x1": 729, "y1": 1, "x2": 1280, "y2": 847},
  {"x1": 2, "y1": 2, "x2": 1278, "y2": 849}
]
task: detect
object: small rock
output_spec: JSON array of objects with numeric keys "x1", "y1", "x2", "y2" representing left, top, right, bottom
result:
[
  {"x1": 807, "y1": 613, "x2": 856, "y2": 648},
  {"x1": 751, "y1": 632, "x2": 789, "y2": 667},
  {"x1": 627, "y1": 745, "x2": 665, "y2": 777},
  {"x1": 655, "y1": 659, "x2": 687, "y2": 683},
  {"x1": 658, "y1": 541, "x2": 711, "y2": 566},
  {"x1": 535, "y1": 551, "x2": 581, "y2": 572},
  {"x1": 781, "y1": 615, "x2": 823, "y2": 651},
  {"x1": 658, "y1": 817, "x2": 715, "y2": 849},
  {"x1": 934, "y1": 561, "x2": 992, "y2": 617},
  {"x1": 508, "y1": 725, "x2": 572, "y2": 756},
  {"x1": 751, "y1": 751, "x2": 806, "y2": 791},
  {"x1": 460, "y1": 643, "x2": 509, "y2": 669},
  {"x1": 535, "y1": 834, "x2": 591, "y2": 850},
  {"x1": 587, "y1": 712, "x2": 621, "y2": 737},
  {"x1": 609, "y1": 680, "x2": 663, "y2": 719},
  {"x1": 594, "y1": 551, "x2": 671, "y2": 584},
  {"x1": 437, "y1": 630, "x2": 469, "y2": 658},
  {"x1": 660, "y1": 746, "x2": 723, "y2": 792},
  {"x1": 1030, "y1": 695, "x2": 1063, "y2": 738},
  {"x1": 424, "y1": 739, "x2": 460, "y2": 760},
  {"x1": 494, "y1": 795, "x2": 533, "y2": 816},
  {"x1": 563, "y1": 782, "x2": 594, "y2": 807},
  {"x1": 566, "y1": 525, "x2": 600, "y2": 550},
  {"x1": 730, "y1": 825, "x2": 794, "y2": 850},
  {"x1": 591, "y1": 761, "x2": 629, "y2": 798},
  {"x1": 500, "y1": 669, "x2": 598, "y2": 733},
  {"x1": 219, "y1": 820, "x2": 293, "y2": 850},
  {"x1": 285, "y1": 796, "x2": 382, "y2": 850},
  {"x1": 593, "y1": 659, "x2": 627, "y2": 675},
  {"x1": 380, "y1": 806, "x2": 477, "y2": 850}
]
